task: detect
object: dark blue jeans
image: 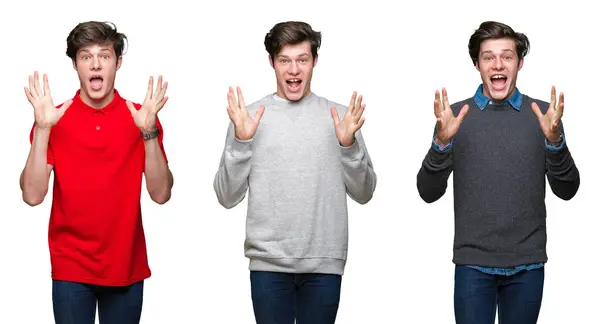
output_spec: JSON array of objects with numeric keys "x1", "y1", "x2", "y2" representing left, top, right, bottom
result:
[
  {"x1": 454, "y1": 265, "x2": 544, "y2": 324},
  {"x1": 250, "y1": 271, "x2": 342, "y2": 324},
  {"x1": 52, "y1": 280, "x2": 144, "y2": 324}
]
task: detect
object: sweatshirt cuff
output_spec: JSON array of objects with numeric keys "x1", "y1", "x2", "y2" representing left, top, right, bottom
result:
[
  {"x1": 340, "y1": 139, "x2": 363, "y2": 161},
  {"x1": 228, "y1": 137, "x2": 253, "y2": 155}
]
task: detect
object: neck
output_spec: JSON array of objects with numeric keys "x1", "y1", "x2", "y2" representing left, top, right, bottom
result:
[
  {"x1": 276, "y1": 86, "x2": 312, "y2": 102},
  {"x1": 80, "y1": 88, "x2": 115, "y2": 109},
  {"x1": 483, "y1": 85, "x2": 516, "y2": 104}
]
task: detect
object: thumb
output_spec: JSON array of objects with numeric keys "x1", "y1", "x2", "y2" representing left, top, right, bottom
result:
[
  {"x1": 331, "y1": 107, "x2": 340, "y2": 124},
  {"x1": 126, "y1": 100, "x2": 136, "y2": 116},
  {"x1": 455, "y1": 104, "x2": 469, "y2": 123},
  {"x1": 254, "y1": 105, "x2": 265, "y2": 123},
  {"x1": 58, "y1": 99, "x2": 73, "y2": 115},
  {"x1": 531, "y1": 102, "x2": 543, "y2": 120}
]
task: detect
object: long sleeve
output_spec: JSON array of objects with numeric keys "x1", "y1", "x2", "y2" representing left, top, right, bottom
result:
[
  {"x1": 545, "y1": 122, "x2": 580, "y2": 201},
  {"x1": 213, "y1": 122, "x2": 254, "y2": 208},
  {"x1": 340, "y1": 130, "x2": 377, "y2": 204},
  {"x1": 417, "y1": 131, "x2": 454, "y2": 203}
]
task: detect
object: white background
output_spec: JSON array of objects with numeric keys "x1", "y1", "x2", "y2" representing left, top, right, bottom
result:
[{"x1": 1, "y1": 0, "x2": 597, "y2": 323}]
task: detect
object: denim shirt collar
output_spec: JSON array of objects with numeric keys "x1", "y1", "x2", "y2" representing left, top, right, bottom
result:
[{"x1": 473, "y1": 84, "x2": 523, "y2": 111}]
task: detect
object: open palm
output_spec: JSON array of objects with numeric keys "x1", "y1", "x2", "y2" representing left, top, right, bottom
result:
[
  {"x1": 331, "y1": 91, "x2": 366, "y2": 147},
  {"x1": 434, "y1": 88, "x2": 469, "y2": 145},
  {"x1": 24, "y1": 71, "x2": 72, "y2": 129},
  {"x1": 532, "y1": 86, "x2": 563, "y2": 142},
  {"x1": 226, "y1": 86, "x2": 264, "y2": 141},
  {"x1": 127, "y1": 75, "x2": 168, "y2": 133}
]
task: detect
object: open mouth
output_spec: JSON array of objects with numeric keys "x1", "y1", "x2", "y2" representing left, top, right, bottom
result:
[
  {"x1": 286, "y1": 78, "x2": 302, "y2": 93},
  {"x1": 90, "y1": 75, "x2": 104, "y2": 91},
  {"x1": 490, "y1": 74, "x2": 507, "y2": 90}
]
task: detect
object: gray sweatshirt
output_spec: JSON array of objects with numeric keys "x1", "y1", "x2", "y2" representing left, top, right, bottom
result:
[{"x1": 214, "y1": 92, "x2": 377, "y2": 275}]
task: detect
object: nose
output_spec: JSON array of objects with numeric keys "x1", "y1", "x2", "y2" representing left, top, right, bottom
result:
[
  {"x1": 492, "y1": 57, "x2": 503, "y2": 70},
  {"x1": 91, "y1": 56, "x2": 101, "y2": 70},
  {"x1": 288, "y1": 61, "x2": 299, "y2": 75}
]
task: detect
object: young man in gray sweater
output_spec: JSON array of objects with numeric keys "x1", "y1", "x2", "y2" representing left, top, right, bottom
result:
[
  {"x1": 213, "y1": 21, "x2": 377, "y2": 324},
  {"x1": 417, "y1": 21, "x2": 580, "y2": 324}
]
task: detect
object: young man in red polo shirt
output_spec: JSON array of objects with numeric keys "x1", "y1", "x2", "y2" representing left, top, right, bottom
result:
[{"x1": 19, "y1": 21, "x2": 173, "y2": 324}]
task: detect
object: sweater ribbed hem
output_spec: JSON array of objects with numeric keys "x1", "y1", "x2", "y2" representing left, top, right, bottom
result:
[
  {"x1": 453, "y1": 248, "x2": 548, "y2": 268},
  {"x1": 249, "y1": 257, "x2": 346, "y2": 275}
]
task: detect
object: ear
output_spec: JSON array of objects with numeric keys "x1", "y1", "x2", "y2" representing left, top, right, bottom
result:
[
  {"x1": 268, "y1": 55, "x2": 274, "y2": 69},
  {"x1": 117, "y1": 56, "x2": 122, "y2": 70},
  {"x1": 517, "y1": 57, "x2": 524, "y2": 71},
  {"x1": 313, "y1": 55, "x2": 318, "y2": 67},
  {"x1": 72, "y1": 59, "x2": 77, "y2": 71},
  {"x1": 475, "y1": 60, "x2": 480, "y2": 72}
]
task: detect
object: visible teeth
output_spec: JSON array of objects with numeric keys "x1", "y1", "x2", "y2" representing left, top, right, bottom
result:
[
  {"x1": 491, "y1": 75, "x2": 505, "y2": 79},
  {"x1": 288, "y1": 79, "x2": 300, "y2": 82}
]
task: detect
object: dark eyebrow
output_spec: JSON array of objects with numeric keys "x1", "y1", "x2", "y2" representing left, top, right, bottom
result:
[
  {"x1": 481, "y1": 49, "x2": 516, "y2": 55},
  {"x1": 276, "y1": 53, "x2": 310, "y2": 59}
]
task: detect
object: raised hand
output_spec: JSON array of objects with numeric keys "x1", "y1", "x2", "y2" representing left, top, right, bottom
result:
[
  {"x1": 226, "y1": 86, "x2": 265, "y2": 141},
  {"x1": 127, "y1": 75, "x2": 168, "y2": 133},
  {"x1": 24, "y1": 71, "x2": 72, "y2": 129},
  {"x1": 531, "y1": 86, "x2": 563, "y2": 143},
  {"x1": 331, "y1": 91, "x2": 366, "y2": 147},
  {"x1": 434, "y1": 88, "x2": 469, "y2": 145}
]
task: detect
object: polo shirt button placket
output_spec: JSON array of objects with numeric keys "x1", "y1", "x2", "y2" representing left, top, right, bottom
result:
[{"x1": 94, "y1": 110, "x2": 104, "y2": 132}]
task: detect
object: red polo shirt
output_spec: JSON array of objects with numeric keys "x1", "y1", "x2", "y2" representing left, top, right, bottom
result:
[{"x1": 29, "y1": 89, "x2": 168, "y2": 286}]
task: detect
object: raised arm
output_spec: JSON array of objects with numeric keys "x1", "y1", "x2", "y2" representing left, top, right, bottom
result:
[
  {"x1": 417, "y1": 88, "x2": 468, "y2": 203},
  {"x1": 213, "y1": 86, "x2": 265, "y2": 208},
  {"x1": 531, "y1": 87, "x2": 580, "y2": 200},
  {"x1": 331, "y1": 91, "x2": 377, "y2": 204},
  {"x1": 21, "y1": 72, "x2": 72, "y2": 206},
  {"x1": 127, "y1": 75, "x2": 173, "y2": 205}
]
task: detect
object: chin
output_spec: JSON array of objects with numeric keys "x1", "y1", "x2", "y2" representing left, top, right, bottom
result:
[
  {"x1": 84, "y1": 86, "x2": 112, "y2": 100},
  {"x1": 490, "y1": 92, "x2": 508, "y2": 102},
  {"x1": 283, "y1": 87, "x2": 308, "y2": 102},
  {"x1": 285, "y1": 92, "x2": 303, "y2": 101}
]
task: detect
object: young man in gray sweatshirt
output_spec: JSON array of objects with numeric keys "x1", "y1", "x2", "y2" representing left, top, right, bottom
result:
[
  {"x1": 213, "y1": 21, "x2": 377, "y2": 324},
  {"x1": 417, "y1": 21, "x2": 580, "y2": 324}
]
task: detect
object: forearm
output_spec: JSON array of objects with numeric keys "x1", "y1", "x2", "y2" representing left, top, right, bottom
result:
[
  {"x1": 417, "y1": 141, "x2": 453, "y2": 203},
  {"x1": 340, "y1": 139, "x2": 376, "y2": 204},
  {"x1": 21, "y1": 126, "x2": 52, "y2": 206},
  {"x1": 213, "y1": 136, "x2": 253, "y2": 209},
  {"x1": 546, "y1": 140, "x2": 580, "y2": 200},
  {"x1": 144, "y1": 138, "x2": 172, "y2": 204}
]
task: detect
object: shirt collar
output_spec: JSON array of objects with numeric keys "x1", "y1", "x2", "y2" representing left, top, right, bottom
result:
[
  {"x1": 473, "y1": 84, "x2": 523, "y2": 111},
  {"x1": 73, "y1": 89, "x2": 123, "y2": 114}
]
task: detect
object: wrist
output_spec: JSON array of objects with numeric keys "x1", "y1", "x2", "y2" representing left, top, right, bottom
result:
[
  {"x1": 34, "y1": 122, "x2": 52, "y2": 132},
  {"x1": 140, "y1": 124, "x2": 157, "y2": 133},
  {"x1": 434, "y1": 136, "x2": 450, "y2": 147},
  {"x1": 141, "y1": 127, "x2": 160, "y2": 140},
  {"x1": 546, "y1": 132, "x2": 561, "y2": 144},
  {"x1": 546, "y1": 132, "x2": 564, "y2": 149},
  {"x1": 33, "y1": 124, "x2": 52, "y2": 137},
  {"x1": 339, "y1": 136, "x2": 356, "y2": 147}
]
